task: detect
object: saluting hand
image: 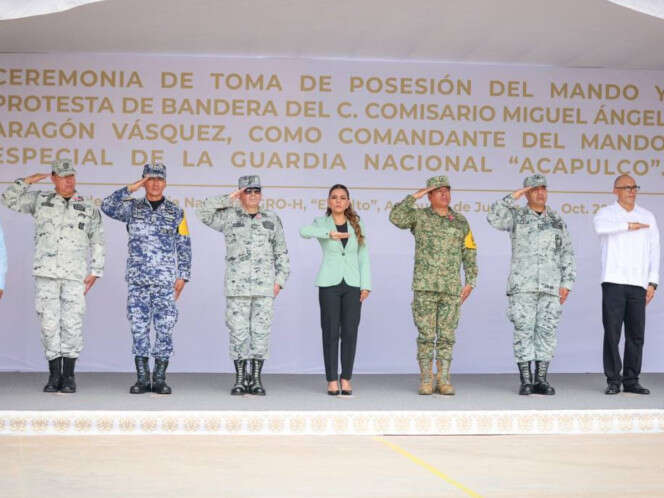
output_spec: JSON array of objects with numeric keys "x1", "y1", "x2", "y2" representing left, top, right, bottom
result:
[
  {"x1": 628, "y1": 222, "x2": 650, "y2": 231},
  {"x1": 174, "y1": 279, "x2": 186, "y2": 300},
  {"x1": 127, "y1": 177, "x2": 149, "y2": 193},
  {"x1": 25, "y1": 173, "x2": 50, "y2": 185},
  {"x1": 460, "y1": 284, "x2": 473, "y2": 304},
  {"x1": 230, "y1": 187, "x2": 246, "y2": 200},
  {"x1": 329, "y1": 231, "x2": 349, "y2": 240},
  {"x1": 83, "y1": 275, "x2": 97, "y2": 295},
  {"x1": 412, "y1": 186, "x2": 437, "y2": 200},
  {"x1": 511, "y1": 186, "x2": 534, "y2": 200}
]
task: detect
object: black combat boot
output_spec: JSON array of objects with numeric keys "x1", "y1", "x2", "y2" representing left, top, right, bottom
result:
[
  {"x1": 43, "y1": 357, "x2": 62, "y2": 393},
  {"x1": 243, "y1": 359, "x2": 252, "y2": 390},
  {"x1": 517, "y1": 361, "x2": 533, "y2": 395},
  {"x1": 231, "y1": 359, "x2": 247, "y2": 395},
  {"x1": 152, "y1": 358, "x2": 172, "y2": 395},
  {"x1": 60, "y1": 357, "x2": 77, "y2": 393},
  {"x1": 130, "y1": 356, "x2": 151, "y2": 394},
  {"x1": 533, "y1": 360, "x2": 555, "y2": 395},
  {"x1": 248, "y1": 359, "x2": 266, "y2": 395}
]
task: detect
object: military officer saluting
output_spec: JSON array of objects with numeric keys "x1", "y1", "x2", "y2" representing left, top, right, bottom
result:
[
  {"x1": 196, "y1": 175, "x2": 290, "y2": 396},
  {"x1": 1, "y1": 159, "x2": 105, "y2": 393},
  {"x1": 101, "y1": 163, "x2": 191, "y2": 395},
  {"x1": 487, "y1": 174, "x2": 576, "y2": 395},
  {"x1": 389, "y1": 175, "x2": 478, "y2": 396}
]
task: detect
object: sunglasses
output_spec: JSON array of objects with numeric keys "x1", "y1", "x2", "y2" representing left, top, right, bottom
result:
[
  {"x1": 615, "y1": 186, "x2": 640, "y2": 192},
  {"x1": 244, "y1": 188, "x2": 262, "y2": 194}
]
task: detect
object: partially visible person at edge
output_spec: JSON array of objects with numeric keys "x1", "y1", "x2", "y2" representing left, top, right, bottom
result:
[
  {"x1": 593, "y1": 174, "x2": 659, "y2": 395},
  {"x1": 1, "y1": 159, "x2": 105, "y2": 394},
  {"x1": 0, "y1": 219, "x2": 6, "y2": 300},
  {"x1": 487, "y1": 174, "x2": 576, "y2": 396},
  {"x1": 300, "y1": 184, "x2": 372, "y2": 396},
  {"x1": 389, "y1": 175, "x2": 478, "y2": 396},
  {"x1": 196, "y1": 175, "x2": 290, "y2": 396},
  {"x1": 101, "y1": 163, "x2": 192, "y2": 395}
]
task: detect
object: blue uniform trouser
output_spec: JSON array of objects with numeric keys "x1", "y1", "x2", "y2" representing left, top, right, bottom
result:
[{"x1": 127, "y1": 283, "x2": 177, "y2": 359}]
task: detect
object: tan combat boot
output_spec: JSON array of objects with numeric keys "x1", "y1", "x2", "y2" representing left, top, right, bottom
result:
[
  {"x1": 435, "y1": 358, "x2": 455, "y2": 395},
  {"x1": 418, "y1": 358, "x2": 434, "y2": 395}
]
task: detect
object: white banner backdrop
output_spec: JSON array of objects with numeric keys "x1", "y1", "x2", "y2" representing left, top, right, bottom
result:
[{"x1": 0, "y1": 54, "x2": 662, "y2": 373}]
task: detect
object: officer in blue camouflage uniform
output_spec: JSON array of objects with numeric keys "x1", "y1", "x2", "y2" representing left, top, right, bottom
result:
[
  {"x1": 196, "y1": 175, "x2": 290, "y2": 396},
  {"x1": 487, "y1": 174, "x2": 576, "y2": 395},
  {"x1": 1, "y1": 159, "x2": 105, "y2": 393},
  {"x1": 101, "y1": 163, "x2": 191, "y2": 395}
]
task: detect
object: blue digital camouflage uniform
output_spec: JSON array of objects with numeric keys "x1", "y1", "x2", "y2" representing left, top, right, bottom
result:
[
  {"x1": 195, "y1": 176, "x2": 290, "y2": 360},
  {"x1": 487, "y1": 176, "x2": 576, "y2": 362},
  {"x1": 101, "y1": 164, "x2": 191, "y2": 359}
]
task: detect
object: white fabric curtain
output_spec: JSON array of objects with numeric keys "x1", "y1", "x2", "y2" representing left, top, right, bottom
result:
[{"x1": 0, "y1": 0, "x2": 106, "y2": 20}]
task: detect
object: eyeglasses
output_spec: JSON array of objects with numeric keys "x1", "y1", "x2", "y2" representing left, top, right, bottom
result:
[
  {"x1": 615, "y1": 186, "x2": 640, "y2": 192},
  {"x1": 244, "y1": 188, "x2": 261, "y2": 194}
]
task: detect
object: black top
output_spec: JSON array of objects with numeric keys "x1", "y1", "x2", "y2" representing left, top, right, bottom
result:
[
  {"x1": 149, "y1": 198, "x2": 165, "y2": 210},
  {"x1": 336, "y1": 222, "x2": 348, "y2": 248}
]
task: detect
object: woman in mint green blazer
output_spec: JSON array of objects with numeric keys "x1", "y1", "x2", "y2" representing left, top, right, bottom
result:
[{"x1": 300, "y1": 184, "x2": 371, "y2": 396}]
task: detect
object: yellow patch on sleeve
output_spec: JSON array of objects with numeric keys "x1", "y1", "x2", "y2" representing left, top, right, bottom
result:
[
  {"x1": 178, "y1": 215, "x2": 190, "y2": 236},
  {"x1": 464, "y1": 230, "x2": 477, "y2": 249}
]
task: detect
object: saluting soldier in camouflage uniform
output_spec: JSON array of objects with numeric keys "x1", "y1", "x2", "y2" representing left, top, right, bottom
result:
[
  {"x1": 1, "y1": 159, "x2": 105, "y2": 393},
  {"x1": 487, "y1": 174, "x2": 576, "y2": 395},
  {"x1": 101, "y1": 163, "x2": 191, "y2": 395},
  {"x1": 389, "y1": 175, "x2": 478, "y2": 395},
  {"x1": 196, "y1": 175, "x2": 290, "y2": 395}
]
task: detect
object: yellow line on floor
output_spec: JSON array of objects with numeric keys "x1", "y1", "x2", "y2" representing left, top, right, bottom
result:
[{"x1": 373, "y1": 436, "x2": 483, "y2": 498}]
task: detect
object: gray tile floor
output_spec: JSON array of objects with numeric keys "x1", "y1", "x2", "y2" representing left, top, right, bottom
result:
[{"x1": 1, "y1": 372, "x2": 662, "y2": 411}]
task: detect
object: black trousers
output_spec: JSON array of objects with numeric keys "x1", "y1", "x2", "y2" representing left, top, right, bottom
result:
[
  {"x1": 601, "y1": 282, "x2": 646, "y2": 387},
  {"x1": 319, "y1": 280, "x2": 362, "y2": 382}
]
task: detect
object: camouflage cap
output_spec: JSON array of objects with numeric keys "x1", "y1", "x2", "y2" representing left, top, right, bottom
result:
[
  {"x1": 523, "y1": 174, "x2": 547, "y2": 188},
  {"x1": 426, "y1": 175, "x2": 450, "y2": 189},
  {"x1": 239, "y1": 175, "x2": 261, "y2": 189},
  {"x1": 51, "y1": 159, "x2": 76, "y2": 177},
  {"x1": 142, "y1": 162, "x2": 167, "y2": 179}
]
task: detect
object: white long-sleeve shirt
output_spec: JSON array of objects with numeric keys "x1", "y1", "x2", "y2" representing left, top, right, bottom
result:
[
  {"x1": 0, "y1": 221, "x2": 6, "y2": 290},
  {"x1": 593, "y1": 202, "x2": 659, "y2": 289}
]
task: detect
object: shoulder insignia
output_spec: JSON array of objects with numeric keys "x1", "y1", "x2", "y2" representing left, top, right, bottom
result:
[{"x1": 464, "y1": 230, "x2": 477, "y2": 249}]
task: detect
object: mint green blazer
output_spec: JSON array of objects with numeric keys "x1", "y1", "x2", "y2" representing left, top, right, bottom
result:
[{"x1": 299, "y1": 216, "x2": 372, "y2": 290}]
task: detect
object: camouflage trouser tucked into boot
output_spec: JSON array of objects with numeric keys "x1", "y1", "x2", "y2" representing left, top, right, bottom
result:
[
  {"x1": 35, "y1": 277, "x2": 86, "y2": 360},
  {"x1": 507, "y1": 292, "x2": 562, "y2": 362},
  {"x1": 225, "y1": 296, "x2": 274, "y2": 360},
  {"x1": 412, "y1": 291, "x2": 460, "y2": 361}
]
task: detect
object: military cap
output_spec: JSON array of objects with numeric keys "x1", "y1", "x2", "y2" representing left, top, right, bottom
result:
[
  {"x1": 51, "y1": 159, "x2": 76, "y2": 177},
  {"x1": 239, "y1": 175, "x2": 261, "y2": 189},
  {"x1": 426, "y1": 175, "x2": 450, "y2": 189},
  {"x1": 523, "y1": 174, "x2": 547, "y2": 188},
  {"x1": 142, "y1": 162, "x2": 167, "y2": 179}
]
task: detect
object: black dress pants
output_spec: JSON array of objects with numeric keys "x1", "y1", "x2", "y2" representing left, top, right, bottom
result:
[
  {"x1": 601, "y1": 282, "x2": 646, "y2": 387},
  {"x1": 319, "y1": 280, "x2": 362, "y2": 382}
]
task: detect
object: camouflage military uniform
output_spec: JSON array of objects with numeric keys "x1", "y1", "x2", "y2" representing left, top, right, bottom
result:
[
  {"x1": 101, "y1": 175, "x2": 191, "y2": 360},
  {"x1": 195, "y1": 185, "x2": 290, "y2": 360},
  {"x1": 487, "y1": 191, "x2": 576, "y2": 362},
  {"x1": 1, "y1": 171, "x2": 105, "y2": 361},
  {"x1": 389, "y1": 191, "x2": 478, "y2": 363}
]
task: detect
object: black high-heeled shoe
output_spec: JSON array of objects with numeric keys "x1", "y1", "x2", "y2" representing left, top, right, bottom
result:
[
  {"x1": 341, "y1": 389, "x2": 352, "y2": 396},
  {"x1": 327, "y1": 389, "x2": 340, "y2": 396}
]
